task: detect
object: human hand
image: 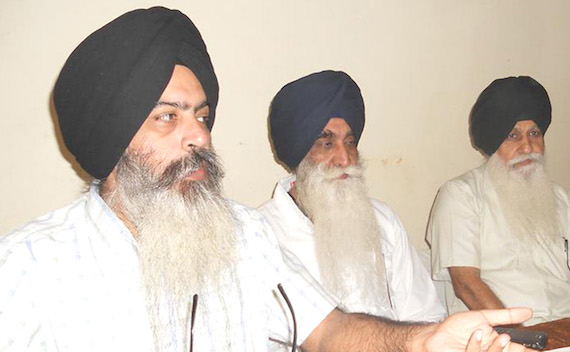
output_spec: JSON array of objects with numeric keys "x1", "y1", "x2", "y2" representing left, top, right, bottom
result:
[
  {"x1": 466, "y1": 329, "x2": 534, "y2": 352},
  {"x1": 423, "y1": 308, "x2": 533, "y2": 352}
]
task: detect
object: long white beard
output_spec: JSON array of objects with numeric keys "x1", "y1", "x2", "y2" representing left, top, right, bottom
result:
[
  {"x1": 107, "y1": 148, "x2": 239, "y2": 351},
  {"x1": 487, "y1": 153, "x2": 561, "y2": 247},
  {"x1": 295, "y1": 158, "x2": 389, "y2": 313}
]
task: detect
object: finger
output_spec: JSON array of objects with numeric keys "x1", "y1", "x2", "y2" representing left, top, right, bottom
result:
[
  {"x1": 479, "y1": 308, "x2": 532, "y2": 326},
  {"x1": 487, "y1": 334, "x2": 510, "y2": 352},
  {"x1": 466, "y1": 330, "x2": 483, "y2": 352}
]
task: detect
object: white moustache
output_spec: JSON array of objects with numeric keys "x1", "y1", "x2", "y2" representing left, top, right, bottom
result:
[
  {"x1": 507, "y1": 153, "x2": 543, "y2": 168},
  {"x1": 319, "y1": 164, "x2": 364, "y2": 181}
]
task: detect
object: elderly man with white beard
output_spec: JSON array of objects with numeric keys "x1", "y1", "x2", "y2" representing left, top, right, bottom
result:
[
  {"x1": 258, "y1": 70, "x2": 446, "y2": 332},
  {"x1": 427, "y1": 76, "x2": 570, "y2": 325},
  {"x1": 0, "y1": 8, "x2": 536, "y2": 352}
]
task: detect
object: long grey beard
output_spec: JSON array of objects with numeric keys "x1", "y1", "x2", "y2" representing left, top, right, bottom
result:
[
  {"x1": 487, "y1": 153, "x2": 561, "y2": 247},
  {"x1": 295, "y1": 158, "x2": 388, "y2": 312},
  {"x1": 108, "y1": 148, "x2": 239, "y2": 351}
]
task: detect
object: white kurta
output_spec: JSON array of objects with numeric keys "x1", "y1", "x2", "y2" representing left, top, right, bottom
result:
[
  {"x1": 258, "y1": 175, "x2": 446, "y2": 323},
  {"x1": 0, "y1": 183, "x2": 337, "y2": 351},
  {"x1": 427, "y1": 164, "x2": 570, "y2": 325}
]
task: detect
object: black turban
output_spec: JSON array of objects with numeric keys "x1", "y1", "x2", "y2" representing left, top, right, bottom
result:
[
  {"x1": 53, "y1": 7, "x2": 218, "y2": 179},
  {"x1": 470, "y1": 76, "x2": 551, "y2": 156},
  {"x1": 269, "y1": 70, "x2": 365, "y2": 170}
]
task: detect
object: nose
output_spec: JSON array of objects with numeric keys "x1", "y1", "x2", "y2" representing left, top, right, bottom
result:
[
  {"x1": 519, "y1": 135, "x2": 532, "y2": 155},
  {"x1": 181, "y1": 115, "x2": 211, "y2": 152},
  {"x1": 331, "y1": 144, "x2": 352, "y2": 168}
]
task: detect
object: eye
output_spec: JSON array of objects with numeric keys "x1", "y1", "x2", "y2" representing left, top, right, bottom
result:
[
  {"x1": 156, "y1": 113, "x2": 175, "y2": 122},
  {"x1": 196, "y1": 115, "x2": 209, "y2": 124},
  {"x1": 529, "y1": 130, "x2": 542, "y2": 137},
  {"x1": 507, "y1": 132, "x2": 518, "y2": 140}
]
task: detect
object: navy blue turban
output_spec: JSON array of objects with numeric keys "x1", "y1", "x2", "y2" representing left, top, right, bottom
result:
[
  {"x1": 269, "y1": 70, "x2": 365, "y2": 170},
  {"x1": 53, "y1": 7, "x2": 218, "y2": 179},
  {"x1": 470, "y1": 76, "x2": 551, "y2": 156}
]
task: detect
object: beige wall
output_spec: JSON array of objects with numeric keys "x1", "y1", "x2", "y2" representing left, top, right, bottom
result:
[{"x1": 1, "y1": 0, "x2": 569, "y2": 249}]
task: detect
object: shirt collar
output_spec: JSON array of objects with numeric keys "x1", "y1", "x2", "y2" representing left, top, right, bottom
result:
[
  {"x1": 275, "y1": 174, "x2": 314, "y2": 230},
  {"x1": 86, "y1": 181, "x2": 138, "y2": 249}
]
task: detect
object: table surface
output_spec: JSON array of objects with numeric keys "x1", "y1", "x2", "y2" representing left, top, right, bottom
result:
[{"x1": 521, "y1": 318, "x2": 570, "y2": 350}]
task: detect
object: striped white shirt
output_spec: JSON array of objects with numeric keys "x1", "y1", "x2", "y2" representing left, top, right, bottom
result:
[{"x1": 0, "y1": 183, "x2": 337, "y2": 351}]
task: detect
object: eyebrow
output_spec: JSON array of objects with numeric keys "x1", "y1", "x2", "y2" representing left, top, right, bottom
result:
[
  {"x1": 317, "y1": 130, "x2": 334, "y2": 138},
  {"x1": 153, "y1": 100, "x2": 209, "y2": 112},
  {"x1": 511, "y1": 123, "x2": 540, "y2": 133},
  {"x1": 317, "y1": 129, "x2": 355, "y2": 139}
]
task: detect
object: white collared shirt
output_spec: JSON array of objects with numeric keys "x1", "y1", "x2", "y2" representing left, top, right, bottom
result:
[
  {"x1": 258, "y1": 175, "x2": 446, "y2": 323},
  {"x1": 0, "y1": 183, "x2": 337, "y2": 351},
  {"x1": 427, "y1": 164, "x2": 570, "y2": 325}
]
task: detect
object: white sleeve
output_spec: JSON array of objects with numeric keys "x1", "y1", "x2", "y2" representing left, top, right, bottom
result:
[
  {"x1": 427, "y1": 182, "x2": 481, "y2": 281},
  {"x1": 375, "y1": 202, "x2": 446, "y2": 322},
  {"x1": 243, "y1": 208, "x2": 338, "y2": 348}
]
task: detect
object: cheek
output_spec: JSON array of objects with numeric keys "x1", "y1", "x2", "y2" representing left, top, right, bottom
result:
[
  {"x1": 306, "y1": 148, "x2": 327, "y2": 164},
  {"x1": 318, "y1": 151, "x2": 338, "y2": 166},
  {"x1": 133, "y1": 133, "x2": 180, "y2": 157},
  {"x1": 127, "y1": 140, "x2": 176, "y2": 169},
  {"x1": 496, "y1": 144, "x2": 515, "y2": 162},
  {"x1": 348, "y1": 148, "x2": 358, "y2": 163},
  {"x1": 127, "y1": 133, "x2": 146, "y2": 154},
  {"x1": 307, "y1": 154, "x2": 326, "y2": 167},
  {"x1": 533, "y1": 139, "x2": 545, "y2": 153}
]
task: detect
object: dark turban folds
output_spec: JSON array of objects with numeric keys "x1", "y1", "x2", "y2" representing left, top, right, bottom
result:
[
  {"x1": 53, "y1": 7, "x2": 218, "y2": 179},
  {"x1": 269, "y1": 70, "x2": 365, "y2": 170},
  {"x1": 470, "y1": 76, "x2": 551, "y2": 156}
]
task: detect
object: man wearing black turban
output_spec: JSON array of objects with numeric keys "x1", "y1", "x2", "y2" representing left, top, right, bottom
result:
[
  {"x1": 259, "y1": 70, "x2": 446, "y2": 336},
  {"x1": 427, "y1": 76, "x2": 570, "y2": 325},
  {"x1": 1, "y1": 7, "x2": 341, "y2": 351},
  {"x1": 0, "y1": 8, "x2": 534, "y2": 352}
]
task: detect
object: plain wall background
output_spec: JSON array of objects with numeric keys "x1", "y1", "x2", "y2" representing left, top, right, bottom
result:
[{"x1": 1, "y1": 0, "x2": 569, "y2": 249}]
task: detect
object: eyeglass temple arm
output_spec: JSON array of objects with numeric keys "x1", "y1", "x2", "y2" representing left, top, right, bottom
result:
[
  {"x1": 189, "y1": 294, "x2": 198, "y2": 352},
  {"x1": 278, "y1": 283, "x2": 297, "y2": 352}
]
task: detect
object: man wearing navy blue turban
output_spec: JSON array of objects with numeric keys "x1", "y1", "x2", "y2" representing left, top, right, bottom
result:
[
  {"x1": 427, "y1": 76, "x2": 570, "y2": 325},
  {"x1": 259, "y1": 70, "x2": 446, "y2": 338},
  {"x1": 0, "y1": 8, "x2": 535, "y2": 352}
]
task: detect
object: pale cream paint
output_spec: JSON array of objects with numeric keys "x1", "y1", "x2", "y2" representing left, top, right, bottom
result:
[{"x1": 1, "y1": 0, "x2": 569, "y2": 250}]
